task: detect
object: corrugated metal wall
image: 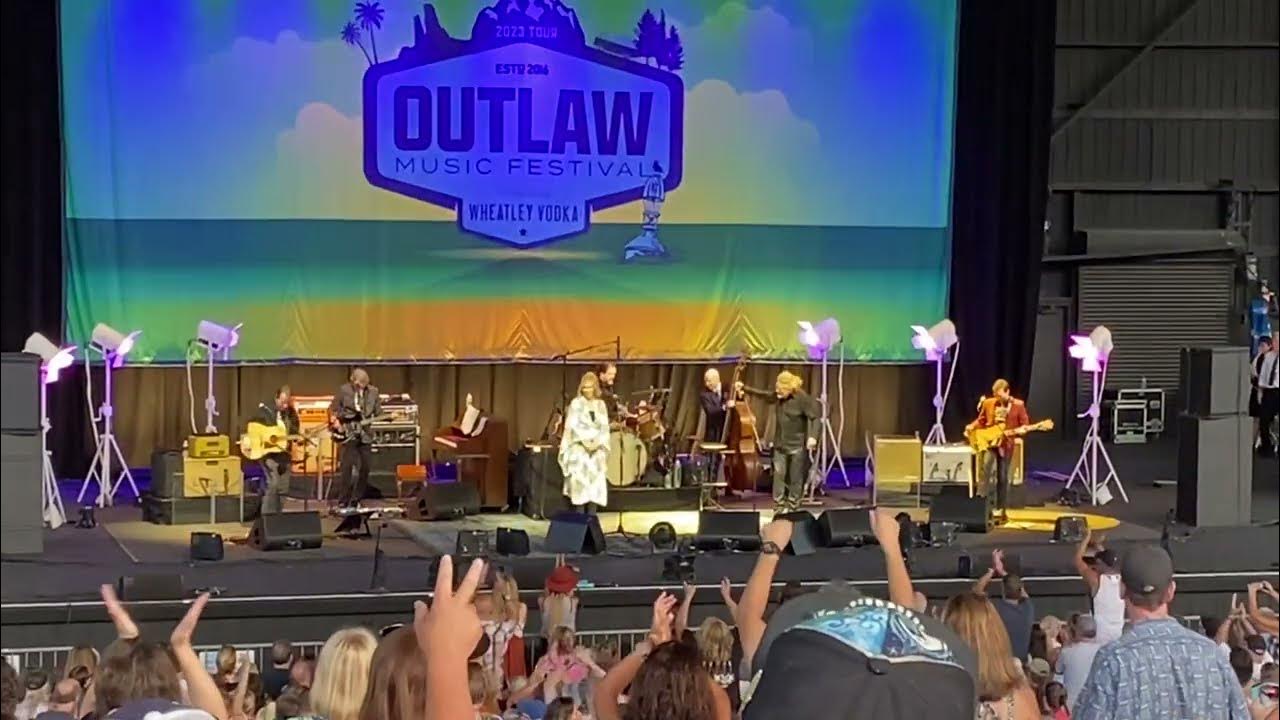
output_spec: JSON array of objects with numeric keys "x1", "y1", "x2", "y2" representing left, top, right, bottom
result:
[
  {"x1": 1038, "y1": 0, "x2": 1278, "y2": 422},
  {"x1": 1076, "y1": 260, "x2": 1234, "y2": 408}
]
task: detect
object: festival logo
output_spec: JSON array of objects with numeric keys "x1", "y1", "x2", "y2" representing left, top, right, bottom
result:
[{"x1": 357, "y1": 1, "x2": 685, "y2": 251}]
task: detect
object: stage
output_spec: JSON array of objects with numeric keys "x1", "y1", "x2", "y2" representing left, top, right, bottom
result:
[{"x1": 2, "y1": 437, "x2": 1276, "y2": 652}]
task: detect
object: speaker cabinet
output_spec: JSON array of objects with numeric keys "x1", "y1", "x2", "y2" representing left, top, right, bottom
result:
[
  {"x1": 408, "y1": 481, "x2": 481, "y2": 521},
  {"x1": 116, "y1": 574, "x2": 185, "y2": 600},
  {"x1": 151, "y1": 449, "x2": 186, "y2": 498},
  {"x1": 930, "y1": 485, "x2": 992, "y2": 533},
  {"x1": 817, "y1": 508, "x2": 873, "y2": 548},
  {"x1": 496, "y1": 527, "x2": 531, "y2": 556},
  {"x1": 249, "y1": 511, "x2": 323, "y2": 551},
  {"x1": 1179, "y1": 346, "x2": 1250, "y2": 417},
  {"x1": 545, "y1": 512, "x2": 605, "y2": 555},
  {"x1": 189, "y1": 532, "x2": 224, "y2": 561},
  {"x1": 1176, "y1": 414, "x2": 1252, "y2": 526},
  {"x1": 693, "y1": 511, "x2": 761, "y2": 551},
  {"x1": 776, "y1": 511, "x2": 822, "y2": 555}
]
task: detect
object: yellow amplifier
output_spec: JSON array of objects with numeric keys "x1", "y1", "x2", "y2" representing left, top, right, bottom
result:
[
  {"x1": 187, "y1": 434, "x2": 231, "y2": 459},
  {"x1": 181, "y1": 456, "x2": 244, "y2": 497},
  {"x1": 871, "y1": 434, "x2": 922, "y2": 508}
]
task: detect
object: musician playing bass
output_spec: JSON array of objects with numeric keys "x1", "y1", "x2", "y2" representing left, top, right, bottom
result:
[
  {"x1": 736, "y1": 371, "x2": 819, "y2": 512},
  {"x1": 965, "y1": 378, "x2": 1029, "y2": 520},
  {"x1": 258, "y1": 385, "x2": 300, "y2": 514},
  {"x1": 329, "y1": 367, "x2": 382, "y2": 508}
]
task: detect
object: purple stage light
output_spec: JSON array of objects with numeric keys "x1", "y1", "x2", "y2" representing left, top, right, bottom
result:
[
  {"x1": 1068, "y1": 325, "x2": 1112, "y2": 373},
  {"x1": 911, "y1": 319, "x2": 957, "y2": 361},
  {"x1": 23, "y1": 333, "x2": 76, "y2": 384},
  {"x1": 797, "y1": 318, "x2": 841, "y2": 358}
]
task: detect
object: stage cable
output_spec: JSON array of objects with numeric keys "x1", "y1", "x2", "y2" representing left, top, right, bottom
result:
[{"x1": 184, "y1": 340, "x2": 199, "y2": 434}]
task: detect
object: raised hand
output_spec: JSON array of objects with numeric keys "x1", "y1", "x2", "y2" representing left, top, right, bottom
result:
[
  {"x1": 719, "y1": 577, "x2": 734, "y2": 604},
  {"x1": 760, "y1": 518, "x2": 794, "y2": 551},
  {"x1": 1263, "y1": 581, "x2": 1278, "y2": 598},
  {"x1": 869, "y1": 508, "x2": 901, "y2": 549},
  {"x1": 413, "y1": 555, "x2": 486, "y2": 664},
  {"x1": 170, "y1": 592, "x2": 211, "y2": 650},
  {"x1": 100, "y1": 584, "x2": 140, "y2": 640},
  {"x1": 682, "y1": 582, "x2": 696, "y2": 600},
  {"x1": 648, "y1": 591, "x2": 677, "y2": 646},
  {"x1": 992, "y1": 549, "x2": 1006, "y2": 576}
]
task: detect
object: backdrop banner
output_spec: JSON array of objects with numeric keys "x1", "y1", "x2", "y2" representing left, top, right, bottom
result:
[{"x1": 61, "y1": 0, "x2": 957, "y2": 362}]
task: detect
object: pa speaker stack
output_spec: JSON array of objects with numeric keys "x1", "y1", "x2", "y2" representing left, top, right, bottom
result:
[
  {"x1": 249, "y1": 511, "x2": 323, "y2": 551},
  {"x1": 693, "y1": 511, "x2": 762, "y2": 551},
  {"x1": 545, "y1": 512, "x2": 605, "y2": 555},
  {"x1": 1176, "y1": 347, "x2": 1251, "y2": 526},
  {"x1": 929, "y1": 485, "x2": 992, "y2": 534}
]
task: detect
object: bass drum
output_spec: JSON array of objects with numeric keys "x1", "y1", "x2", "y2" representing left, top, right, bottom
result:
[{"x1": 606, "y1": 430, "x2": 649, "y2": 487}]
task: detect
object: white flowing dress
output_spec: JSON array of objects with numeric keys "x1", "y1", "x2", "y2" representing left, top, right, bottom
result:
[{"x1": 558, "y1": 396, "x2": 610, "y2": 506}]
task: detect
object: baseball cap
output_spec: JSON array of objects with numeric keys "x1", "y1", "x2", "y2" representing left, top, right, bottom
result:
[
  {"x1": 1092, "y1": 548, "x2": 1119, "y2": 569},
  {"x1": 1120, "y1": 544, "x2": 1174, "y2": 596},
  {"x1": 744, "y1": 583, "x2": 977, "y2": 720}
]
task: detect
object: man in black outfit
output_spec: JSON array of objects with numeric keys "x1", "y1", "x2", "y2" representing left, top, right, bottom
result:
[
  {"x1": 737, "y1": 371, "x2": 819, "y2": 511},
  {"x1": 330, "y1": 368, "x2": 381, "y2": 507},
  {"x1": 259, "y1": 386, "x2": 300, "y2": 514}
]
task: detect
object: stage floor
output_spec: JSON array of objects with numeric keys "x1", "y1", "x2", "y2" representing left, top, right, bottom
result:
[{"x1": 3, "y1": 437, "x2": 1275, "y2": 606}]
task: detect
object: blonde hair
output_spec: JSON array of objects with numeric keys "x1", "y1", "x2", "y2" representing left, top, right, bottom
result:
[
  {"x1": 696, "y1": 617, "x2": 733, "y2": 667},
  {"x1": 312, "y1": 628, "x2": 378, "y2": 720},
  {"x1": 542, "y1": 593, "x2": 574, "y2": 636},
  {"x1": 549, "y1": 625, "x2": 576, "y2": 655},
  {"x1": 943, "y1": 592, "x2": 1024, "y2": 701},
  {"x1": 467, "y1": 663, "x2": 493, "y2": 706},
  {"x1": 776, "y1": 371, "x2": 803, "y2": 391},
  {"x1": 215, "y1": 645, "x2": 238, "y2": 677},
  {"x1": 992, "y1": 378, "x2": 1010, "y2": 394},
  {"x1": 63, "y1": 647, "x2": 98, "y2": 680},
  {"x1": 492, "y1": 571, "x2": 521, "y2": 624},
  {"x1": 577, "y1": 371, "x2": 600, "y2": 398}
]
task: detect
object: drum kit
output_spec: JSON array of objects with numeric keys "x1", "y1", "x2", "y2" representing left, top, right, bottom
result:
[{"x1": 607, "y1": 387, "x2": 676, "y2": 488}]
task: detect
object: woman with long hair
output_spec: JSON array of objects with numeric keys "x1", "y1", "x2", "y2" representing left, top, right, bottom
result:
[
  {"x1": 943, "y1": 592, "x2": 1039, "y2": 720},
  {"x1": 311, "y1": 628, "x2": 377, "y2": 720},
  {"x1": 476, "y1": 569, "x2": 528, "y2": 697},
  {"x1": 558, "y1": 371, "x2": 611, "y2": 513},
  {"x1": 540, "y1": 562, "x2": 581, "y2": 640},
  {"x1": 357, "y1": 627, "x2": 426, "y2": 720},
  {"x1": 511, "y1": 626, "x2": 604, "y2": 708}
]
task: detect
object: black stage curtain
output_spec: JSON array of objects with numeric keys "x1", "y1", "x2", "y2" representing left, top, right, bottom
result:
[
  {"x1": 2, "y1": 0, "x2": 1052, "y2": 474},
  {"x1": 948, "y1": 0, "x2": 1056, "y2": 420}
]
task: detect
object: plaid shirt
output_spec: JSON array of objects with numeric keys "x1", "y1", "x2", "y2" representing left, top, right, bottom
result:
[{"x1": 1074, "y1": 618, "x2": 1249, "y2": 720}]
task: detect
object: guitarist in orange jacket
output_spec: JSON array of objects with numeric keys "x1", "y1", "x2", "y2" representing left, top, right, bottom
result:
[{"x1": 966, "y1": 378, "x2": 1030, "y2": 519}]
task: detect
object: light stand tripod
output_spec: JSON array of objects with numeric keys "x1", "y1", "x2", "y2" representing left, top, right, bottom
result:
[
  {"x1": 805, "y1": 344, "x2": 848, "y2": 503},
  {"x1": 1066, "y1": 362, "x2": 1127, "y2": 505},
  {"x1": 78, "y1": 350, "x2": 139, "y2": 507},
  {"x1": 924, "y1": 342, "x2": 960, "y2": 446},
  {"x1": 40, "y1": 380, "x2": 66, "y2": 529}
]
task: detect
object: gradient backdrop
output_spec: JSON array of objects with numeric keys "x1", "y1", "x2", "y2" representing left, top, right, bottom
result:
[{"x1": 60, "y1": 0, "x2": 958, "y2": 362}]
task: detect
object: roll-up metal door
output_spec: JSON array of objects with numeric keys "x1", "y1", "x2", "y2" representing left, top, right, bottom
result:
[{"x1": 1076, "y1": 260, "x2": 1235, "y2": 412}]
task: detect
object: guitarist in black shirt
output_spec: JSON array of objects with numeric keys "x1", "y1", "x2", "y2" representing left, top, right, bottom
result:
[
  {"x1": 330, "y1": 368, "x2": 382, "y2": 507},
  {"x1": 259, "y1": 386, "x2": 300, "y2": 514}
]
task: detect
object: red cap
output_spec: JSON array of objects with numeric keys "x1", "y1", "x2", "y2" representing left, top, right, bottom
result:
[{"x1": 545, "y1": 565, "x2": 580, "y2": 594}]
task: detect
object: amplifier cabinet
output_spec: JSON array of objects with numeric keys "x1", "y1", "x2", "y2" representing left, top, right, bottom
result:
[
  {"x1": 872, "y1": 435, "x2": 922, "y2": 508},
  {"x1": 182, "y1": 456, "x2": 244, "y2": 497}
]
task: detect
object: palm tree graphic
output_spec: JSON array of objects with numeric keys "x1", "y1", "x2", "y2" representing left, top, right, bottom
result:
[
  {"x1": 341, "y1": 21, "x2": 372, "y2": 66},
  {"x1": 354, "y1": 2, "x2": 385, "y2": 64}
]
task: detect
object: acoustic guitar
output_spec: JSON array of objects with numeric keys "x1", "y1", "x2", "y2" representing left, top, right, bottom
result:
[
  {"x1": 239, "y1": 421, "x2": 324, "y2": 460},
  {"x1": 966, "y1": 419, "x2": 1055, "y2": 452}
]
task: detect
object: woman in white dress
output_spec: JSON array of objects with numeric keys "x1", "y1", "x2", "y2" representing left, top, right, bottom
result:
[{"x1": 559, "y1": 371, "x2": 611, "y2": 512}]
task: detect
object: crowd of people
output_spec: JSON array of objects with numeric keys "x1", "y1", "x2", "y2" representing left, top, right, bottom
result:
[{"x1": 1, "y1": 512, "x2": 1277, "y2": 720}]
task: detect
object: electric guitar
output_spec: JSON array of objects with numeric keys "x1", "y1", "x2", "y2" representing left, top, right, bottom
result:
[
  {"x1": 966, "y1": 419, "x2": 1055, "y2": 452},
  {"x1": 239, "y1": 422, "x2": 325, "y2": 460},
  {"x1": 331, "y1": 413, "x2": 394, "y2": 444}
]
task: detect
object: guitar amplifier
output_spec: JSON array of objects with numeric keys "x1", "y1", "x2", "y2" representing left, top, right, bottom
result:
[
  {"x1": 187, "y1": 434, "x2": 231, "y2": 459},
  {"x1": 181, "y1": 456, "x2": 244, "y2": 497}
]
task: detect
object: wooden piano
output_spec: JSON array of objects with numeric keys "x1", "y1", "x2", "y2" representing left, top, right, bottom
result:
[{"x1": 432, "y1": 396, "x2": 508, "y2": 509}]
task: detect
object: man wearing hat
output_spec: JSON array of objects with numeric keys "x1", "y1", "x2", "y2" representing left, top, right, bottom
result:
[{"x1": 1073, "y1": 545, "x2": 1249, "y2": 720}]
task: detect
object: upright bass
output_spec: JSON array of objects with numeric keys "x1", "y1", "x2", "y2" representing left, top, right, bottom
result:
[{"x1": 723, "y1": 357, "x2": 763, "y2": 492}]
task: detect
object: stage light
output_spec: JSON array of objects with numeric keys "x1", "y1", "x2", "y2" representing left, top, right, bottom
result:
[
  {"x1": 912, "y1": 320, "x2": 960, "y2": 445},
  {"x1": 1068, "y1": 325, "x2": 1113, "y2": 373},
  {"x1": 910, "y1": 319, "x2": 958, "y2": 361},
  {"x1": 196, "y1": 320, "x2": 242, "y2": 355},
  {"x1": 797, "y1": 318, "x2": 841, "y2": 355},
  {"x1": 90, "y1": 323, "x2": 140, "y2": 366},
  {"x1": 23, "y1": 332, "x2": 75, "y2": 384}
]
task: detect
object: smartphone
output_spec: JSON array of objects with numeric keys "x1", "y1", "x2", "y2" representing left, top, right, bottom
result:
[{"x1": 1250, "y1": 682, "x2": 1278, "y2": 708}]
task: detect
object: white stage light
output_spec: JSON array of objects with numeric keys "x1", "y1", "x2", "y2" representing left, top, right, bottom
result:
[
  {"x1": 90, "y1": 323, "x2": 140, "y2": 365},
  {"x1": 911, "y1": 319, "x2": 960, "y2": 445},
  {"x1": 1067, "y1": 325, "x2": 1126, "y2": 505},
  {"x1": 23, "y1": 332, "x2": 76, "y2": 384},
  {"x1": 196, "y1": 320, "x2": 242, "y2": 355}
]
